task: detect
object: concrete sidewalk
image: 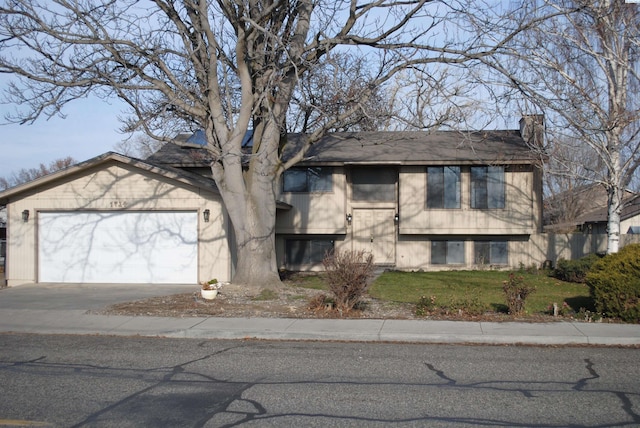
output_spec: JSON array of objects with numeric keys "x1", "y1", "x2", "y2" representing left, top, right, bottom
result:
[{"x1": 1, "y1": 283, "x2": 640, "y2": 346}]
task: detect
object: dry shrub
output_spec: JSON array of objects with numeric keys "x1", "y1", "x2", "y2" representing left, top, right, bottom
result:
[
  {"x1": 307, "y1": 293, "x2": 332, "y2": 312},
  {"x1": 502, "y1": 272, "x2": 536, "y2": 315},
  {"x1": 322, "y1": 250, "x2": 374, "y2": 313}
]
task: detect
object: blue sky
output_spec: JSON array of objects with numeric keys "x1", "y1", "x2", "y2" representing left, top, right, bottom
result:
[{"x1": 0, "y1": 95, "x2": 126, "y2": 179}]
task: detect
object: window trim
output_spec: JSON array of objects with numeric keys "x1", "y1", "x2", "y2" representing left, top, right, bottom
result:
[
  {"x1": 473, "y1": 240, "x2": 508, "y2": 265},
  {"x1": 431, "y1": 240, "x2": 465, "y2": 265},
  {"x1": 285, "y1": 238, "x2": 335, "y2": 266},
  {"x1": 426, "y1": 166, "x2": 461, "y2": 209},
  {"x1": 350, "y1": 167, "x2": 397, "y2": 203},
  {"x1": 283, "y1": 167, "x2": 333, "y2": 193},
  {"x1": 470, "y1": 165, "x2": 506, "y2": 209}
]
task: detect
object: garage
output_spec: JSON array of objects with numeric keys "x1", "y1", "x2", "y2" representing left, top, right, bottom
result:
[{"x1": 38, "y1": 211, "x2": 198, "y2": 284}]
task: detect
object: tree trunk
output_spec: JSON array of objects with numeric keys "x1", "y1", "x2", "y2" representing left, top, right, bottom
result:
[
  {"x1": 210, "y1": 124, "x2": 283, "y2": 288},
  {"x1": 606, "y1": 186, "x2": 622, "y2": 255},
  {"x1": 231, "y1": 203, "x2": 281, "y2": 287}
]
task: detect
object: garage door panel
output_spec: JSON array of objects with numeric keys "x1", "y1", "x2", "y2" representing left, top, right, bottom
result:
[{"x1": 39, "y1": 211, "x2": 198, "y2": 284}]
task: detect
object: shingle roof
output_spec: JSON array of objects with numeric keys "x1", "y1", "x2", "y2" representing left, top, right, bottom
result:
[
  {"x1": 578, "y1": 193, "x2": 640, "y2": 225},
  {"x1": 285, "y1": 130, "x2": 539, "y2": 165},
  {"x1": 146, "y1": 136, "x2": 214, "y2": 167},
  {"x1": 149, "y1": 129, "x2": 540, "y2": 167}
]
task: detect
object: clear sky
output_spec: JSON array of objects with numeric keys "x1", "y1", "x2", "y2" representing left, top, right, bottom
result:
[{"x1": 0, "y1": 93, "x2": 126, "y2": 179}]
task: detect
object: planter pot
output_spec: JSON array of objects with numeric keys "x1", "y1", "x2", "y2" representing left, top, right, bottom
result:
[{"x1": 200, "y1": 289, "x2": 218, "y2": 300}]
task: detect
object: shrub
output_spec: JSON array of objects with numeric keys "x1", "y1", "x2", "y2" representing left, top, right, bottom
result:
[
  {"x1": 322, "y1": 250, "x2": 375, "y2": 313},
  {"x1": 415, "y1": 293, "x2": 487, "y2": 317},
  {"x1": 586, "y1": 244, "x2": 640, "y2": 323},
  {"x1": 308, "y1": 293, "x2": 333, "y2": 312},
  {"x1": 502, "y1": 272, "x2": 536, "y2": 315},
  {"x1": 454, "y1": 296, "x2": 487, "y2": 316},
  {"x1": 553, "y1": 254, "x2": 602, "y2": 283},
  {"x1": 415, "y1": 295, "x2": 437, "y2": 317}
]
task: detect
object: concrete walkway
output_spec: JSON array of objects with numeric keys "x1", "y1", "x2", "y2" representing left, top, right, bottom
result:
[{"x1": 1, "y1": 283, "x2": 640, "y2": 346}]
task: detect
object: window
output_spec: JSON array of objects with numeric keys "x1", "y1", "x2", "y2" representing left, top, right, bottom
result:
[
  {"x1": 427, "y1": 166, "x2": 460, "y2": 208},
  {"x1": 286, "y1": 239, "x2": 334, "y2": 265},
  {"x1": 471, "y1": 166, "x2": 505, "y2": 209},
  {"x1": 283, "y1": 167, "x2": 332, "y2": 192},
  {"x1": 351, "y1": 168, "x2": 396, "y2": 202},
  {"x1": 474, "y1": 241, "x2": 508, "y2": 265},
  {"x1": 431, "y1": 240, "x2": 464, "y2": 265}
]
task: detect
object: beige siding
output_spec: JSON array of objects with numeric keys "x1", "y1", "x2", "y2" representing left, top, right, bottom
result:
[
  {"x1": 276, "y1": 167, "x2": 347, "y2": 234},
  {"x1": 395, "y1": 236, "x2": 531, "y2": 271},
  {"x1": 399, "y1": 166, "x2": 536, "y2": 235},
  {"x1": 5, "y1": 162, "x2": 230, "y2": 286}
]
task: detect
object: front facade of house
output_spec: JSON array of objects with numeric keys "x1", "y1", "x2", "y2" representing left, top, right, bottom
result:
[
  {"x1": 275, "y1": 128, "x2": 544, "y2": 272},
  {"x1": 0, "y1": 118, "x2": 545, "y2": 286}
]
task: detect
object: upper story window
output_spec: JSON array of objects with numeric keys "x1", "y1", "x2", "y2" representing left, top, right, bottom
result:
[
  {"x1": 351, "y1": 167, "x2": 396, "y2": 202},
  {"x1": 283, "y1": 167, "x2": 333, "y2": 192},
  {"x1": 427, "y1": 166, "x2": 461, "y2": 209},
  {"x1": 470, "y1": 166, "x2": 505, "y2": 209}
]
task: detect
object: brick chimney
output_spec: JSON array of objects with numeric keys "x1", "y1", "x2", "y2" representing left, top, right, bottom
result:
[{"x1": 519, "y1": 115, "x2": 545, "y2": 148}]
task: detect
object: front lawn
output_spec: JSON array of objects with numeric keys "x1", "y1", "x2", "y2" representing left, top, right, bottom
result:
[{"x1": 369, "y1": 270, "x2": 594, "y2": 316}]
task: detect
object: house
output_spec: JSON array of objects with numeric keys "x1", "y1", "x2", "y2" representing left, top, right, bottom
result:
[
  {"x1": 0, "y1": 117, "x2": 545, "y2": 286},
  {"x1": 569, "y1": 193, "x2": 640, "y2": 237},
  {"x1": 0, "y1": 154, "x2": 231, "y2": 287},
  {"x1": 544, "y1": 184, "x2": 639, "y2": 234}
]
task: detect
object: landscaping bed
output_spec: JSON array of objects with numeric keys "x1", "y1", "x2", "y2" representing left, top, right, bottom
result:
[{"x1": 99, "y1": 270, "x2": 608, "y2": 323}]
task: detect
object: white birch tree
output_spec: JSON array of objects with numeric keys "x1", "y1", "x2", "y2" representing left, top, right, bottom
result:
[
  {"x1": 0, "y1": 0, "x2": 543, "y2": 286},
  {"x1": 492, "y1": 0, "x2": 640, "y2": 253}
]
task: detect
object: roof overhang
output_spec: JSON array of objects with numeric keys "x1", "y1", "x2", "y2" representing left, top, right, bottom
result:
[{"x1": 0, "y1": 152, "x2": 219, "y2": 205}]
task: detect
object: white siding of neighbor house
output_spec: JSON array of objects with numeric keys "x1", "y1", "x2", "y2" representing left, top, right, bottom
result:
[
  {"x1": 4, "y1": 161, "x2": 230, "y2": 286},
  {"x1": 622, "y1": 215, "x2": 640, "y2": 235}
]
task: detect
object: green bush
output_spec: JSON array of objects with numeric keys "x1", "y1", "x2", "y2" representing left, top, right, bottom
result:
[
  {"x1": 553, "y1": 253, "x2": 602, "y2": 283},
  {"x1": 586, "y1": 244, "x2": 640, "y2": 323}
]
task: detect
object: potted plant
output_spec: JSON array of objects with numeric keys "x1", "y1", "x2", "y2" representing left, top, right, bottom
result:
[{"x1": 200, "y1": 278, "x2": 223, "y2": 300}]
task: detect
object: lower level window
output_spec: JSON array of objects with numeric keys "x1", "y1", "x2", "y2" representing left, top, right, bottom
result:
[
  {"x1": 474, "y1": 241, "x2": 508, "y2": 265},
  {"x1": 286, "y1": 239, "x2": 334, "y2": 265},
  {"x1": 431, "y1": 240, "x2": 464, "y2": 264}
]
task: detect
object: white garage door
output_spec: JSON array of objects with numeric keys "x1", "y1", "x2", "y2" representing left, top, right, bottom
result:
[{"x1": 39, "y1": 211, "x2": 198, "y2": 284}]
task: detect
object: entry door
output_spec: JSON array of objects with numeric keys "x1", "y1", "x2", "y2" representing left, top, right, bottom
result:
[{"x1": 353, "y1": 209, "x2": 396, "y2": 265}]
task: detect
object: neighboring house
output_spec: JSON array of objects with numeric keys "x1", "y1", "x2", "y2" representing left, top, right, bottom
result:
[
  {"x1": 574, "y1": 193, "x2": 640, "y2": 236},
  {"x1": 0, "y1": 117, "x2": 545, "y2": 286},
  {"x1": 544, "y1": 184, "x2": 639, "y2": 234}
]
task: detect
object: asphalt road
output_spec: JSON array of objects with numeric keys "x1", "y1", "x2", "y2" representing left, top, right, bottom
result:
[{"x1": 1, "y1": 334, "x2": 639, "y2": 427}]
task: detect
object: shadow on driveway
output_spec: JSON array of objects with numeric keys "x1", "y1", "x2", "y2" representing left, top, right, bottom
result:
[{"x1": 0, "y1": 282, "x2": 196, "y2": 311}]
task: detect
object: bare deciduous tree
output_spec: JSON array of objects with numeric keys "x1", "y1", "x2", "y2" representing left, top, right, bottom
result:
[
  {"x1": 0, "y1": 0, "x2": 544, "y2": 286},
  {"x1": 289, "y1": 52, "x2": 395, "y2": 133},
  {"x1": 0, "y1": 156, "x2": 76, "y2": 191},
  {"x1": 493, "y1": 0, "x2": 640, "y2": 253},
  {"x1": 114, "y1": 134, "x2": 166, "y2": 159}
]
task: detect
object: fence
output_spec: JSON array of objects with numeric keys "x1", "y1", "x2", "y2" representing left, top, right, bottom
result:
[{"x1": 529, "y1": 233, "x2": 640, "y2": 267}]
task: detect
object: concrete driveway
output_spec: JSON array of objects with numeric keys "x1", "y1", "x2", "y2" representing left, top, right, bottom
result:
[{"x1": 0, "y1": 282, "x2": 196, "y2": 310}]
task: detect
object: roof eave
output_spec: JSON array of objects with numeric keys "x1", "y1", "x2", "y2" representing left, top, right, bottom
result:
[{"x1": 0, "y1": 152, "x2": 218, "y2": 205}]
